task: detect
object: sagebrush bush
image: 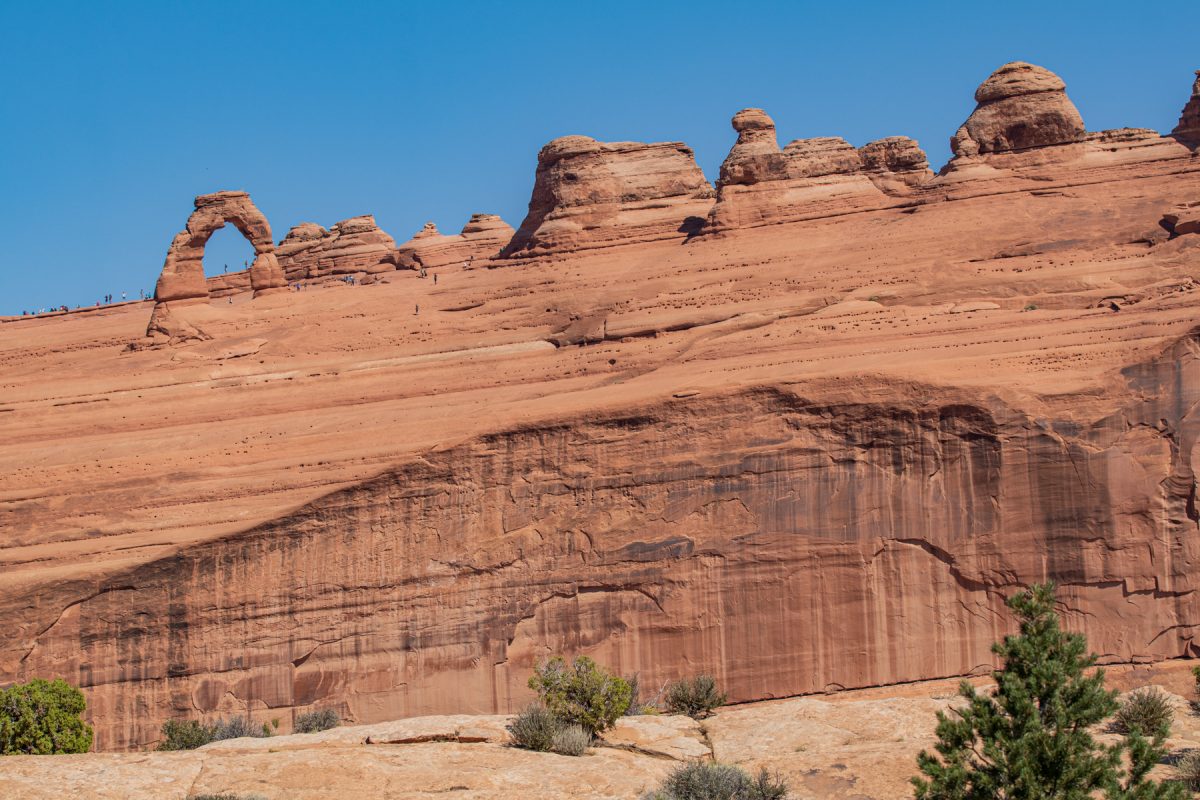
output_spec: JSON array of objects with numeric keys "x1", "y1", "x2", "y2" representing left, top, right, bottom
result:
[
  {"x1": 1176, "y1": 750, "x2": 1200, "y2": 791},
  {"x1": 550, "y1": 723, "x2": 591, "y2": 756},
  {"x1": 528, "y1": 656, "x2": 632, "y2": 737},
  {"x1": 508, "y1": 704, "x2": 561, "y2": 752},
  {"x1": 294, "y1": 708, "x2": 339, "y2": 734},
  {"x1": 187, "y1": 794, "x2": 267, "y2": 800},
  {"x1": 212, "y1": 716, "x2": 269, "y2": 741},
  {"x1": 158, "y1": 719, "x2": 215, "y2": 751},
  {"x1": 1112, "y1": 687, "x2": 1173, "y2": 738},
  {"x1": 643, "y1": 762, "x2": 789, "y2": 800},
  {"x1": 664, "y1": 675, "x2": 727, "y2": 720}
]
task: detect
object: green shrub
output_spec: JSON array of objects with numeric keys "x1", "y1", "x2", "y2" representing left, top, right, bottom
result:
[
  {"x1": 0, "y1": 678, "x2": 94, "y2": 755},
  {"x1": 158, "y1": 719, "x2": 216, "y2": 751},
  {"x1": 507, "y1": 704, "x2": 561, "y2": 752},
  {"x1": 1176, "y1": 750, "x2": 1200, "y2": 790},
  {"x1": 550, "y1": 723, "x2": 591, "y2": 756},
  {"x1": 643, "y1": 762, "x2": 789, "y2": 800},
  {"x1": 528, "y1": 656, "x2": 632, "y2": 737},
  {"x1": 664, "y1": 675, "x2": 727, "y2": 719},
  {"x1": 1112, "y1": 687, "x2": 1174, "y2": 738},
  {"x1": 294, "y1": 708, "x2": 339, "y2": 734}
]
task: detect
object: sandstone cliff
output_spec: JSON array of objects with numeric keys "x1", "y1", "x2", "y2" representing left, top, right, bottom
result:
[
  {"x1": 499, "y1": 136, "x2": 714, "y2": 258},
  {"x1": 4, "y1": 63, "x2": 1200, "y2": 753}
]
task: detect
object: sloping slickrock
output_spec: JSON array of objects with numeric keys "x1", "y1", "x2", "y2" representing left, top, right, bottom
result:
[
  {"x1": 1173, "y1": 70, "x2": 1200, "y2": 148},
  {"x1": 3, "y1": 662, "x2": 1197, "y2": 799},
  {"x1": 947, "y1": 61, "x2": 1086, "y2": 167},
  {"x1": 499, "y1": 136, "x2": 714, "y2": 258},
  {"x1": 275, "y1": 216, "x2": 397, "y2": 279},
  {"x1": 393, "y1": 214, "x2": 514, "y2": 270},
  {"x1": 706, "y1": 109, "x2": 890, "y2": 232}
]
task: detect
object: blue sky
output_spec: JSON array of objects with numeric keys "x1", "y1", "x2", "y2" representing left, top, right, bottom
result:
[{"x1": 1, "y1": 0, "x2": 1195, "y2": 314}]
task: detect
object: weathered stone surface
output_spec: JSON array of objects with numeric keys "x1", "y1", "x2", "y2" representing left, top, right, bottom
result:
[
  {"x1": 275, "y1": 215, "x2": 397, "y2": 278},
  {"x1": 706, "y1": 109, "x2": 888, "y2": 231},
  {"x1": 948, "y1": 62, "x2": 1086, "y2": 165},
  {"x1": 858, "y1": 136, "x2": 933, "y2": 191},
  {"x1": 393, "y1": 214, "x2": 514, "y2": 269},
  {"x1": 1173, "y1": 70, "x2": 1200, "y2": 148},
  {"x1": 499, "y1": 136, "x2": 714, "y2": 258},
  {"x1": 1, "y1": 662, "x2": 1197, "y2": 799}
]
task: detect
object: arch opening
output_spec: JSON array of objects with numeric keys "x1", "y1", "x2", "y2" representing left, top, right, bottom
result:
[{"x1": 202, "y1": 224, "x2": 258, "y2": 279}]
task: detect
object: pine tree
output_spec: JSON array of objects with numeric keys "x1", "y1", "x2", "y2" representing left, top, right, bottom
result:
[{"x1": 912, "y1": 583, "x2": 1185, "y2": 800}]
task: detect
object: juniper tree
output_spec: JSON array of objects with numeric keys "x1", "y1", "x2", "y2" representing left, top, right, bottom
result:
[{"x1": 912, "y1": 583, "x2": 1185, "y2": 800}]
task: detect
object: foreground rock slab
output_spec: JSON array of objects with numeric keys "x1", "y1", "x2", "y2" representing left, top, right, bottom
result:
[{"x1": 3, "y1": 662, "x2": 1198, "y2": 799}]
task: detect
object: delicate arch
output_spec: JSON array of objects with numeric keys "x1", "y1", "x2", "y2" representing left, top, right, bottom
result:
[{"x1": 152, "y1": 190, "x2": 286, "y2": 303}]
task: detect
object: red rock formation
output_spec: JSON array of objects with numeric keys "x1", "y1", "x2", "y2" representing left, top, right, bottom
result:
[
  {"x1": 275, "y1": 216, "x2": 397, "y2": 279},
  {"x1": 152, "y1": 191, "x2": 286, "y2": 304},
  {"x1": 393, "y1": 214, "x2": 514, "y2": 270},
  {"x1": 706, "y1": 108, "x2": 890, "y2": 232},
  {"x1": 147, "y1": 191, "x2": 286, "y2": 338},
  {"x1": 858, "y1": 136, "x2": 933, "y2": 192},
  {"x1": 499, "y1": 136, "x2": 714, "y2": 258},
  {"x1": 7, "y1": 62, "x2": 1200, "y2": 753},
  {"x1": 1173, "y1": 70, "x2": 1200, "y2": 148},
  {"x1": 947, "y1": 62, "x2": 1086, "y2": 167}
]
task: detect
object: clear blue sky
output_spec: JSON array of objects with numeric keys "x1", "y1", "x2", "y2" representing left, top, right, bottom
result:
[{"x1": 1, "y1": 1, "x2": 1195, "y2": 314}]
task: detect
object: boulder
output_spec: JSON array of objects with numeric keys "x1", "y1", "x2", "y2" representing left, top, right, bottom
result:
[
  {"x1": 1163, "y1": 202, "x2": 1200, "y2": 237},
  {"x1": 948, "y1": 62, "x2": 1086, "y2": 166},
  {"x1": 499, "y1": 136, "x2": 714, "y2": 258},
  {"x1": 393, "y1": 214, "x2": 514, "y2": 270}
]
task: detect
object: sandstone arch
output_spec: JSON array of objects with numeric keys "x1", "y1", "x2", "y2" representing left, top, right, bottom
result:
[{"x1": 152, "y1": 190, "x2": 287, "y2": 304}]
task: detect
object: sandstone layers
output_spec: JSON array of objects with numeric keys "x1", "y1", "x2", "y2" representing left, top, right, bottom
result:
[
  {"x1": 275, "y1": 215, "x2": 398, "y2": 279},
  {"x1": 499, "y1": 136, "x2": 714, "y2": 258},
  {"x1": 705, "y1": 108, "x2": 924, "y2": 232},
  {"x1": 3, "y1": 63, "x2": 1200, "y2": 752},
  {"x1": 393, "y1": 214, "x2": 514, "y2": 270}
]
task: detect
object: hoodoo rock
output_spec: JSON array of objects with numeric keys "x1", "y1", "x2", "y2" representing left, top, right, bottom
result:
[
  {"x1": 499, "y1": 136, "x2": 714, "y2": 258},
  {"x1": 393, "y1": 214, "x2": 514, "y2": 270},
  {"x1": 706, "y1": 109, "x2": 890, "y2": 232},
  {"x1": 275, "y1": 215, "x2": 397, "y2": 279},
  {"x1": 949, "y1": 62, "x2": 1086, "y2": 165},
  {"x1": 1172, "y1": 70, "x2": 1200, "y2": 148}
]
